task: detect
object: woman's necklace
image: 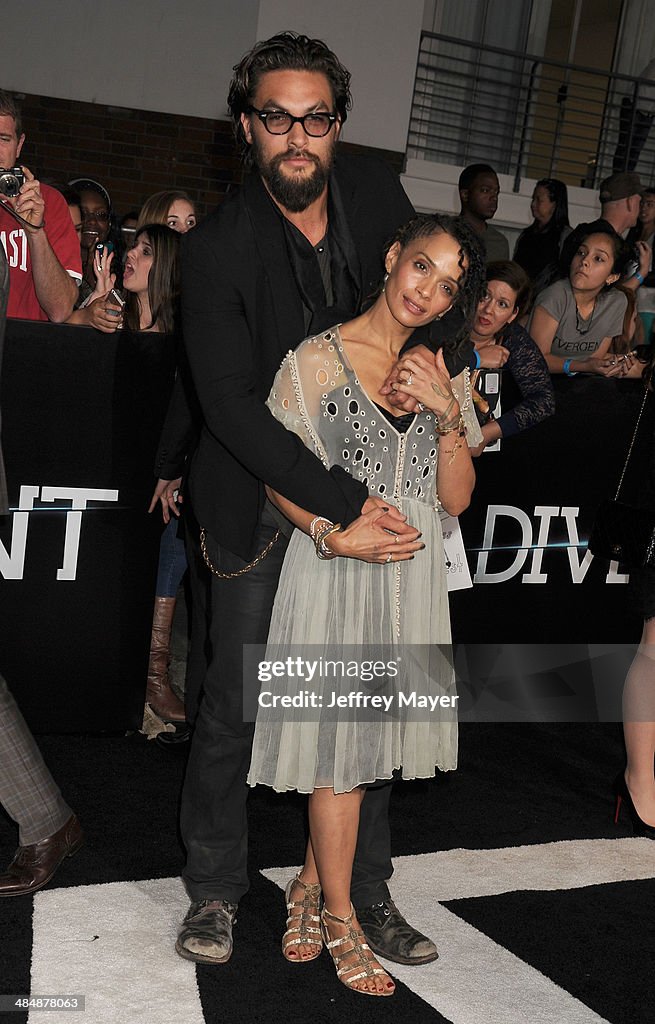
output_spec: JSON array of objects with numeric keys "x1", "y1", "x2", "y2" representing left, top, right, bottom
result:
[{"x1": 574, "y1": 295, "x2": 598, "y2": 335}]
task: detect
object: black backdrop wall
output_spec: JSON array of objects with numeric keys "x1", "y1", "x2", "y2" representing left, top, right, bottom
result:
[
  {"x1": 0, "y1": 321, "x2": 175, "y2": 733},
  {"x1": 452, "y1": 375, "x2": 649, "y2": 645},
  {"x1": 0, "y1": 325, "x2": 647, "y2": 732}
]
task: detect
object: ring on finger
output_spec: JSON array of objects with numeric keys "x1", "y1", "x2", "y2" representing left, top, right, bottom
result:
[
  {"x1": 385, "y1": 552, "x2": 393, "y2": 564},
  {"x1": 403, "y1": 372, "x2": 413, "y2": 386}
]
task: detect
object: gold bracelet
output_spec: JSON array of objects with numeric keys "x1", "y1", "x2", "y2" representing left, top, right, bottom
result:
[
  {"x1": 436, "y1": 413, "x2": 464, "y2": 436},
  {"x1": 315, "y1": 522, "x2": 342, "y2": 559}
]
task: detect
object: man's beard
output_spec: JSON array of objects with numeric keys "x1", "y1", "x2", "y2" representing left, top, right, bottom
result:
[{"x1": 253, "y1": 137, "x2": 335, "y2": 213}]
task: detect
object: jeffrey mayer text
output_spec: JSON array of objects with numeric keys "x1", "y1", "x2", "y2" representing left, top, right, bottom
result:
[{"x1": 258, "y1": 691, "x2": 459, "y2": 712}]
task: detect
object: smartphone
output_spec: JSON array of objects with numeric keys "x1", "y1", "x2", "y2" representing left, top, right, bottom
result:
[
  {"x1": 106, "y1": 287, "x2": 125, "y2": 318},
  {"x1": 95, "y1": 241, "x2": 116, "y2": 272}
]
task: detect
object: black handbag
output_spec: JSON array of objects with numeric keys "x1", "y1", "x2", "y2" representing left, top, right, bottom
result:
[{"x1": 588, "y1": 386, "x2": 655, "y2": 569}]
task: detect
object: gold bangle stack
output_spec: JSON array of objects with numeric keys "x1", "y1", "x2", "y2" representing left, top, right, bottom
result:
[
  {"x1": 316, "y1": 522, "x2": 342, "y2": 559},
  {"x1": 436, "y1": 412, "x2": 465, "y2": 436},
  {"x1": 310, "y1": 517, "x2": 342, "y2": 559}
]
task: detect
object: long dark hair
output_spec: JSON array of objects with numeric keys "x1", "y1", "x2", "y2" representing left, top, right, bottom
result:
[
  {"x1": 531, "y1": 178, "x2": 569, "y2": 235},
  {"x1": 386, "y1": 213, "x2": 486, "y2": 358},
  {"x1": 570, "y1": 228, "x2": 630, "y2": 289},
  {"x1": 227, "y1": 32, "x2": 352, "y2": 167},
  {"x1": 124, "y1": 224, "x2": 180, "y2": 334}
]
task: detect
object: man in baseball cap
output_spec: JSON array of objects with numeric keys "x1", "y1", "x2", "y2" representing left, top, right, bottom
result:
[{"x1": 598, "y1": 170, "x2": 643, "y2": 214}]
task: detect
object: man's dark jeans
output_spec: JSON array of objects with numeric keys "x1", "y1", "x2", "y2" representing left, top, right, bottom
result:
[{"x1": 180, "y1": 505, "x2": 393, "y2": 906}]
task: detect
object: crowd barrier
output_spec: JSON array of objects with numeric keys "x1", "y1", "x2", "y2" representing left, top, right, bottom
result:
[
  {"x1": 452, "y1": 374, "x2": 649, "y2": 644},
  {"x1": 0, "y1": 320, "x2": 175, "y2": 732},
  {"x1": 0, "y1": 321, "x2": 648, "y2": 731}
]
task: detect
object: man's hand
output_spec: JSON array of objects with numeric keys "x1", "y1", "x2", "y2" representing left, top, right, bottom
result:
[
  {"x1": 362, "y1": 495, "x2": 419, "y2": 540},
  {"x1": 149, "y1": 477, "x2": 183, "y2": 523},
  {"x1": 326, "y1": 505, "x2": 424, "y2": 564},
  {"x1": 4, "y1": 165, "x2": 77, "y2": 321},
  {"x1": 12, "y1": 166, "x2": 45, "y2": 230}
]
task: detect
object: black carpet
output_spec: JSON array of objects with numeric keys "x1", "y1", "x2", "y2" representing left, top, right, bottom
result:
[{"x1": 0, "y1": 723, "x2": 652, "y2": 1024}]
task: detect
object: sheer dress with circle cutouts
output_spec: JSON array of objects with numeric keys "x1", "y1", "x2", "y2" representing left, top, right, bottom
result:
[{"x1": 247, "y1": 326, "x2": 473, "y2": 794}]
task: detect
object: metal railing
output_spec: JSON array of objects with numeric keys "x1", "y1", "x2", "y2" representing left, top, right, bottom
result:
[{"x1": 407, "y1": 31, "x2": 655, "y2": 192}]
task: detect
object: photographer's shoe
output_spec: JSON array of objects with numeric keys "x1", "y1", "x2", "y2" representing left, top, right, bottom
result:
[
  {"x1": 356, "y1": 899, "x2": 438, "y2": 965},
  {"x1": 175, "y1": 899, "x2": 238, "y2": 964}
]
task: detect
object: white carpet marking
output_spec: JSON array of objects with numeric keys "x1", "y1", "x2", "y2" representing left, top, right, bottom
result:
[
  {"x1": 27, "y1": 840, "x2": 653, "y2": 1023},
  {"x1": 263, "y1": 839, "x2": 655, "y2": 1024},
  {"x1": 29, "y1": 876, "x2": 202, "y2": 1024}
]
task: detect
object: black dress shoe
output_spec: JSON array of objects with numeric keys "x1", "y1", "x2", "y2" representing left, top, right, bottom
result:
[
  {"x1": 356, "y1": 899, "x2": 438, "y2": 965},
  {"x1": 155, "y1": 722, "x2": 192, "y2": 749},
  {"x1": 0, "y1": 814, "x2": 83, "y2": 897}
]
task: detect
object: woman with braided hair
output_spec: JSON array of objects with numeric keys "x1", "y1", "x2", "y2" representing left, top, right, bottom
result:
[{"x1": 247, "y1": 213, "x2": 485, "y2": 996}]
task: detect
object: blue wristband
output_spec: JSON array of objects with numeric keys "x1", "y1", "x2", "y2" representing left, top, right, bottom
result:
[
  {"x1": 472, "y1": 348, "x2": 481, "y2": 369},
  {"x1": 563, "y1": 358, "x2": 578, "y2": 377},
  {"x1": 634, "y1": 270, "x2": 645, "y2": 286}
]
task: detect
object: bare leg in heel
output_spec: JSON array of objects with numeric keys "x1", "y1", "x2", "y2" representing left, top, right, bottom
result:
[
  {"x1": 623, "y1": 620, "x2": 655, "y2": 830},
  {"x1": 309, "y1": 787, "x2": 395, "y2": 996},
  {"x1": 282, "y1": 860, "x2": 322, "y2": 962}
]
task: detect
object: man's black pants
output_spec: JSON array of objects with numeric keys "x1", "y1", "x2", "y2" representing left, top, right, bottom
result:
[{"x1": 180, "y1": 505, "x2": 394, "y2": 906}]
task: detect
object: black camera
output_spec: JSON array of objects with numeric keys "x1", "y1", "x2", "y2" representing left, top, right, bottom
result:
[{"x1": 0, "y1": 166, "x2": 25, "y2": 198}]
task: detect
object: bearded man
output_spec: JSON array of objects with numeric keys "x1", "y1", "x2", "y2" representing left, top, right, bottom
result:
[{"x1": 173, "y1": 32, "x2": 439, "y2": 969}]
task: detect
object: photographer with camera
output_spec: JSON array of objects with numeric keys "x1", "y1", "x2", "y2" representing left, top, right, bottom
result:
[{"x1": 0, "y1": 90, "x2": 81, "y2": 321}]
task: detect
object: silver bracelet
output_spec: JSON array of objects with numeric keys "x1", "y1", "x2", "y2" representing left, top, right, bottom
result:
[{"x1": 309, "y1": 515, "x2": 332, "y2": 542}]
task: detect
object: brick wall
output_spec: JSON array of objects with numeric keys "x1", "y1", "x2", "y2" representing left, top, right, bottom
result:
[{"x1": 13, "y1": 92, "x2": 405, "y2": 221}]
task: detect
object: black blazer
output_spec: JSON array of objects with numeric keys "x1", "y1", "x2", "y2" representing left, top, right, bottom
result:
[{"x1": 171, "y1": 153, "x2": 415, "y2": 560}]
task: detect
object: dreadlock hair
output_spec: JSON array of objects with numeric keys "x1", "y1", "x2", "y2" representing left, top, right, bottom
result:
[
  {"x1": 227, "y1": 31, "x2": 352, "y2": 168},
  {"x1": 386, "y1": 213, "x2": 486, "y2": 358}
]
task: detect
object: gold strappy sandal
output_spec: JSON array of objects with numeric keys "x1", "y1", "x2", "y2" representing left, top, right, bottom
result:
[
  {"x1": 320, "y1": 904, "x2": 395, "y2": 996},
  {"x1": 282, "y1": 873, "x2": 323, "y2": 962}
]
